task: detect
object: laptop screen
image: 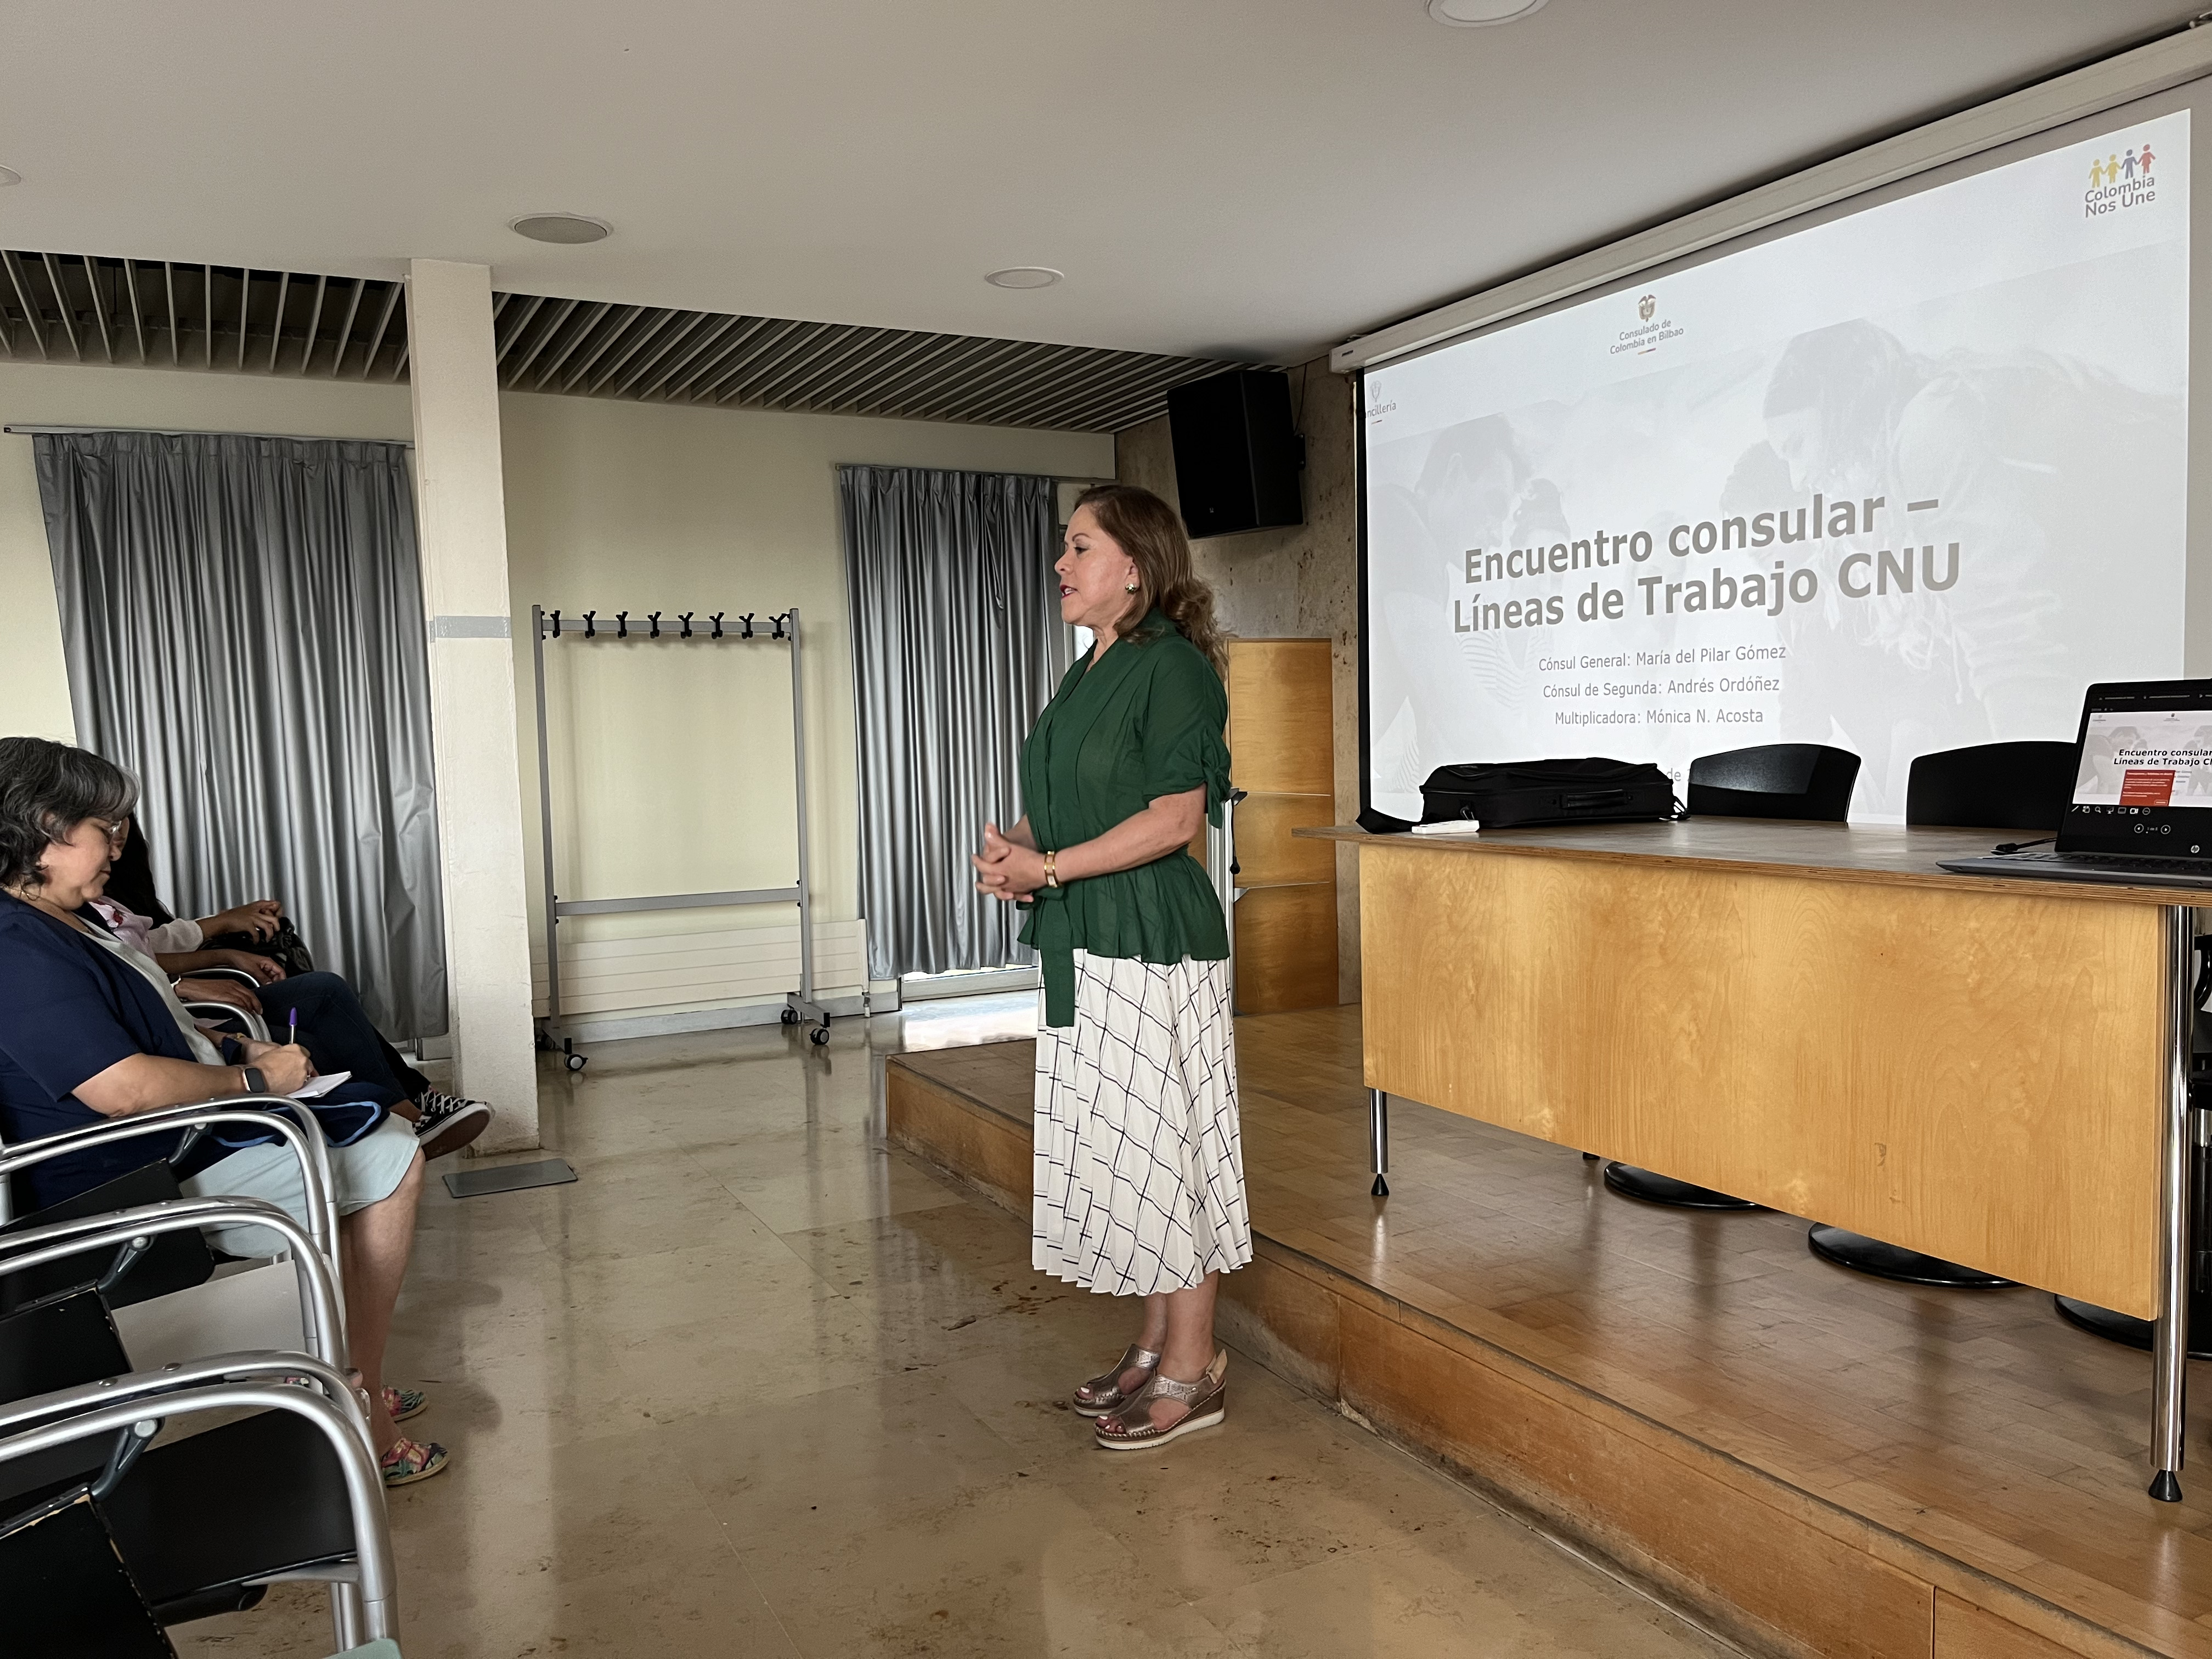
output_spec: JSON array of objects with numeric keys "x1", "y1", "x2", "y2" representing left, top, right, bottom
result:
[{"x1": 2062, "y1": 681, "x2": 2212, "y2": 856}]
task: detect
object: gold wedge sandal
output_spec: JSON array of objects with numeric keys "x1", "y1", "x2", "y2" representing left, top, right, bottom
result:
[
  {"x1": 1072, "y1": 1344, "x2": 1163, "y2": 1418},
  {"x1": 1093, "y1": 1349, "x2": 1227, "y2": 1451}
]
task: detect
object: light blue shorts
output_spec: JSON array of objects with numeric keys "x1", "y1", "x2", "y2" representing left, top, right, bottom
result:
[{"x1": 180, "y1": 1114, "x2": 420, "y2": 1257}]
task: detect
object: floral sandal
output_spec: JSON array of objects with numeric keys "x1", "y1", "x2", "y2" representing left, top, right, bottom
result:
[
  {"x1": 383, "y1": 1385, "x2": 428, "y2": 1423},
  {"x1": 380, "y1": 1437, "x2": 450, "y2": 1488}
]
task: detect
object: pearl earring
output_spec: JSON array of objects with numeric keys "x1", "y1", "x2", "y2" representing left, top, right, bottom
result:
[{"x1": 1124, "y1": 577, "x2": 1140, "y2": 592}]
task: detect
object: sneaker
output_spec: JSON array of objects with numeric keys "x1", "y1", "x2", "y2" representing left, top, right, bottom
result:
[{"x1": 413, "y1": 1091, "x2": 492, "y2": 1159}]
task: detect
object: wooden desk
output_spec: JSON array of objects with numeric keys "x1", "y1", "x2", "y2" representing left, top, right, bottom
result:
[{"x1": 1303, "y1": 820, "x2": 2199, "y2": 1500}]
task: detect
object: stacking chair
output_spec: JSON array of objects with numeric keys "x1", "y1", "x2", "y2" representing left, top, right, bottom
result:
[
  {"x1": 0, "y1": 1197, "x2": 385, "y2": 1647},
  {"x1": 0, "y1": 1099, "x2": 345, "y2": 1374},
  {"x1": 1604, "y1": 742, "x2": 1863, "y2": 1209},
  {"x1": 1807, "y1": 740, "x2": 2075, "y2": 1286},
  {"x1": 0, "y1": 1359, "x2": 393, "y2": 1649}
]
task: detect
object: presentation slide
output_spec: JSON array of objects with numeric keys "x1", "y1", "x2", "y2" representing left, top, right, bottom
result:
[
  {"x1": 1363, "y1": 109, "x2": 2190, "y2": 822},
  {"x1": 2074, "y1": 708, "x2": 2212, "y2": 809}
]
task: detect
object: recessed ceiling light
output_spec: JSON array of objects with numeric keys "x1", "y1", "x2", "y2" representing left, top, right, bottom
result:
[
  {"x1": 509, "y1": 213, "x2": 612, "y2": 245},
  {"x1": 1427, "y1": 0, "x2": 1548, "y2": 24},
  {"x1": 986, "y1": 267, "x2": 1063, "y2": 290},
  {"x1": 0, "y1": 166, "x2": 20, "y2": 188}
]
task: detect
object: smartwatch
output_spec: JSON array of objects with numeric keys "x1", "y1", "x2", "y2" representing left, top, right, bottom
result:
[{"x1": 241, "y1": 1066, "x2": 268, "y2": 1096}]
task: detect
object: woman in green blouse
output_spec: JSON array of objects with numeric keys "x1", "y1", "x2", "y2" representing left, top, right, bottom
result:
[{"x1": 973, "y1": 483, "x2": 1250, "y2": 1452}]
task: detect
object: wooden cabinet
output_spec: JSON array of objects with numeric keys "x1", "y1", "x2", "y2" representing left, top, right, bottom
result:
[{"x1": 1223, "y1": 639, "x2": 1338, "y2": 1014}]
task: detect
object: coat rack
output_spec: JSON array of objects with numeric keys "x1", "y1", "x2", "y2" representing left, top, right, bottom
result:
[{"x1": 529, "y1": 602, "x2": 828, "y2": 1070}]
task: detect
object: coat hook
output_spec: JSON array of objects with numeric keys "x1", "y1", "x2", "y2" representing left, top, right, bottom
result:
[
  {"x1": 739, "y1": 612, "x2": 756, "y2": 639},
  {"x1": 549, "y1": 610, "x2": 562, "y2": 638},
  {"x1": 616, "y1": 611, "x2": 629, "y2": 639},
  {"x1": 679, "y1": 612, "x2": 695, "y2": 639},
  {"x1": 582, "y1": 610, "x2": 597, "y2": 639},
  {"x1": 770, "y1": 611, "x2": 788, "y2": 640},
  {"x1": 648, "y1": 611, "x2": 662, "y2": 639},
  {"x1": 709, "y1": 612, "x2": 725, "y2": 639}
]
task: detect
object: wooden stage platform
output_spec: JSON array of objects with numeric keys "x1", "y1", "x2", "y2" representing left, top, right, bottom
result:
[{"x1": 885, "y1": 1006, "x2": 2211, "y2": 1659}]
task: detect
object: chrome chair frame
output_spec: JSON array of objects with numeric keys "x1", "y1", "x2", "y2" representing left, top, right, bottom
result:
[
  {"x1": 0, "y1": 1099, "x2": 342, "y2": 1275},
  {"x1": 0, "y1": 1197, "x2": 352, "y2": 1391},
  {"x1": 0, "y1": 1365, "x2": 395, "y2": 1647}
]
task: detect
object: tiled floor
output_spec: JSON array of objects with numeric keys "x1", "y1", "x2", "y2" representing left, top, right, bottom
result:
[{"x1": 180, "y1": 1003, "x2": 1733, "y2": 1658}]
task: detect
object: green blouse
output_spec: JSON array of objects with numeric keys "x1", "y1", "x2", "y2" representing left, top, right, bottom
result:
[{"x1": 1017, "y1": 611, "x2": 1232, "y2": 1027}]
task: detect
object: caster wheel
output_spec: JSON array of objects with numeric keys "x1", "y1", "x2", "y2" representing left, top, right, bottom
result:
[
  {"x1": 809, "y1": 1026, "x2": 830, "y2": 1046},
  {"x1": 566, "y1": 1053, "x2": 587, "y2": 1073},
  {"x1": 780, "y1": 1008, "x2": 799, "y2": 1026}
]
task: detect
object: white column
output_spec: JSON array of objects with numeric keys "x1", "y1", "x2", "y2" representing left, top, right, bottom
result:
[{"x1": 407, "y1": 259, "x2": 539, "y2": 1151}]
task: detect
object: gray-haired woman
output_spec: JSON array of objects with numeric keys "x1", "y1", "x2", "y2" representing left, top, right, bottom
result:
[{"x1": 0, "y1": 736, "x2": 447, "y2": 1485}]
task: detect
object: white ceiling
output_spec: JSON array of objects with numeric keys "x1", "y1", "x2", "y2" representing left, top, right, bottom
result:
[{"x1": 0, "y1": 1, "x2": 2198, "y2": 366}]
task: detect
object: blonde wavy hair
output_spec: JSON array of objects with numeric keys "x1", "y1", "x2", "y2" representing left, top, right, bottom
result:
[{"x1": 1073, "y1": 483, "x2": 1226, "y2": 672}]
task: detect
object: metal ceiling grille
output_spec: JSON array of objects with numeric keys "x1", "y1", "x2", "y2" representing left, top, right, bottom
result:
[{"x1": 0, "y1": 251, "x2": 1251, "y2": 431}]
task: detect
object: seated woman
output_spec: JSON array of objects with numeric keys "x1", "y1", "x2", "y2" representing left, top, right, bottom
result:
[
  {"x1": 98, "y1": 814, "x2": 289, "y2": 981},
  {"x1": 0, "y1": 737, "x2": 448, "y2": 1487},
  {"x1": 93, "y1": 814, "x2": 490, "y2": 1160}
]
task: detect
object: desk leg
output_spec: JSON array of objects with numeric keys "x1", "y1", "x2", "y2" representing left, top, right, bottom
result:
[
  {"x1": 1369, "y1": 1089, "x2": 1390, "y2": 1198},
  {"x1": 2151, "y1": 904, "x2": 2193, "y2": 1503}
]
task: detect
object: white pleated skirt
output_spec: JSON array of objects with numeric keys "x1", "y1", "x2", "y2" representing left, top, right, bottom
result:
[{"x1": 1032, "y1": 949, "x2": 1252, "y2": 1296}]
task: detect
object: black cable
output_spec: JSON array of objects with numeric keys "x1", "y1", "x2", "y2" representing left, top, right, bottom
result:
[{"x1": 1993, "y1": 837, "x2": 2052, "y2": 854}]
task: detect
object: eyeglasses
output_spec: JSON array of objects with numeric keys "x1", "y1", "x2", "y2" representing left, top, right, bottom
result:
[{"x1": 91, "y1": 819, "x2": 127, "y2": 845}]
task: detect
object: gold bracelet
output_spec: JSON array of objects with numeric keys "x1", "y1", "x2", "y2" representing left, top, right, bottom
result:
[{"x1": 1043, "y1": 851, "x2": 1059, "y2": 888}]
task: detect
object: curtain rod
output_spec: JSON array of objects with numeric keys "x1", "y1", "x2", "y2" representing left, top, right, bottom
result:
[{"x1": 3, "y1": 424, "x2": 413, "y2": 448}]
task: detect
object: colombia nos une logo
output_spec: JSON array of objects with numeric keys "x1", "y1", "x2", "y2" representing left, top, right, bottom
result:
[{"x1": 2084, "y1": 139, "x2": 2158, "y2": 217}]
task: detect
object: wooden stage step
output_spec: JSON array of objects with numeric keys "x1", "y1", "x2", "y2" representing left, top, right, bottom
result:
[{"x1": 885, "y1": 1006, "x2": 2211, "y2": 1659}]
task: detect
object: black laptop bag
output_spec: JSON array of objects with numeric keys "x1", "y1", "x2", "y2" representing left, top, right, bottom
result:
[{"x1": 1419, "y1": 758, "x2": 1679, "y2": 830}]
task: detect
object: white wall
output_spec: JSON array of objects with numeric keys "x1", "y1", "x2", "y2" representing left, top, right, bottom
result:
[
  {"x1": 0, "y1": 359, "x2": 1111, "y2": 1031},
  {"x1": 497, "y1": 391, "x2": 1109, "y2": 1025}
]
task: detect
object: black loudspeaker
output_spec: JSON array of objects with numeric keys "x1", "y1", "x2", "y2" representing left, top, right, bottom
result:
[{"x1": 1165, "y1": 370, "x2": 1304, "y2": 539}]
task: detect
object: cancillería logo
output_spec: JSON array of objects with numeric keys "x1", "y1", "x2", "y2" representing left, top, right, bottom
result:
[
  {"x1": 2085, "y1": 140, "x2": 2158, "y2": 217},
  {"x1": 1612, "y1": 291, "x2": 1680, "y2": 358}
]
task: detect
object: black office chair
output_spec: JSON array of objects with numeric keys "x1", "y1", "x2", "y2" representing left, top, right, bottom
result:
[
  {"x1": 1902, "y1": 740, "x2": 2076, "y2": 831},
  {"x1": 1684, "y1": 742, "x2": 1862, "y2": 821},
  {"x1": 1605, "y1": 742, "x2": 1862, "y2": 1210},
  {"x1": 1804, "y1": 740, "x2": 2074, "y2": 1286}
]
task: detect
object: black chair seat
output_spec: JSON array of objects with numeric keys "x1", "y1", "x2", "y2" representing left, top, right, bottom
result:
[
  {"x1": 0, "y1": 1487, "x2": 176, "y2": 1657},
  {"x1": 0, "y1": 1163, "x2": 216, "y2": 1316},
  {"x1": 0, "y1": 1407, "x2": 357, "y2": 1624},
  {"x1": 0, "y1": 1286, "x2": 358, "y2": 1624},
  {"x1": 1807, "y1": 1224, "x2": 2012, "y2": 1288},
  {"x1": 109, "y1": 1409, "x2": 359, "y2": 1615}
]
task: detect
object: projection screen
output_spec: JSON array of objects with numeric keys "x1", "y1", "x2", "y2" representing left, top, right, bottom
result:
[{"x1": 1361, "y1": 91, "x2": 2199, "y2": 822}]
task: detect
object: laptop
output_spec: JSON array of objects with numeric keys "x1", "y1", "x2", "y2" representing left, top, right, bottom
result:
[{"x1": 1939, "y1": 679, "x2": 2212, "y2": 889}]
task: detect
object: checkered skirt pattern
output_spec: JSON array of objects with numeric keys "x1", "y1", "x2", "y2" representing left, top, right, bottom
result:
[{"x1": 1032, "y1": 949, "x2": 1252, "y2": 1295}]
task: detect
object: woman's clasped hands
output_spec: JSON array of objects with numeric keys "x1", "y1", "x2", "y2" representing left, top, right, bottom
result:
[{"x1": 972, "y1": 822, "x2": 1046, "y2": 901}]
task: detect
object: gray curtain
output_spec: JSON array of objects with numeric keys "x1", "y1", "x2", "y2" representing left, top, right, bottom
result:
[
  {"x1": 36, "y1": 431, "x2": 447, "y2": 1041},
  {"x1": 842, "y1": 465, "x2": 1072, "y2": 982}
]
